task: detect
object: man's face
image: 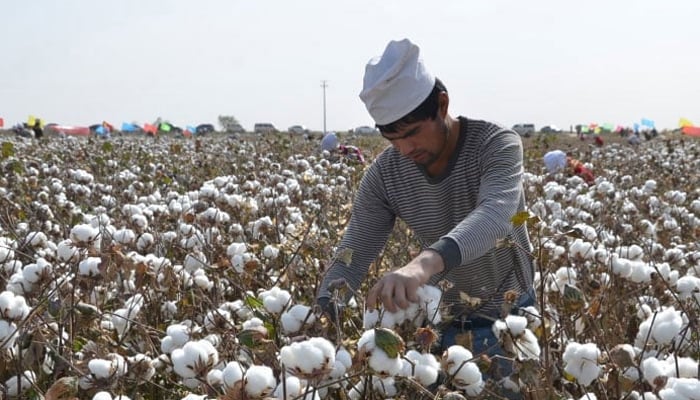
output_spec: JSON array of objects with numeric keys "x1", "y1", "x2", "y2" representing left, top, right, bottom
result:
[{"x1": 381, "y1": 117, "x2": 449, "y2": 166}]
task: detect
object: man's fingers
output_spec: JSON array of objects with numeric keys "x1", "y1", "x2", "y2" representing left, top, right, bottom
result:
[
  {"x1": 380, "y1": 282, "x2": 397, "y2": 313},
  {"x1": 393, "y1": 283, "x2": 410, "y2": 310},
  {"x1": 366, "y1": 281, "x2": 382, "y2": 310}
]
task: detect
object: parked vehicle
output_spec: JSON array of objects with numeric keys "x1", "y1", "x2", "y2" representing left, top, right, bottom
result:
[
  {"x1": 254, "y1": 123, "x2": 278, "y2": 134},
  {"x1": 512, "y1": 123, "x2": 536, "y2": 137},
  {"x1": 354, "y1": 125, "x2": 379, "y2": 135},
  {"x1": 288, "y1": 125, "x2": 308, "y2": 134},
  {"x1": 195, "y1": 123, "x2": 215, "y2": 135},
  {"x1": 540, "y1": 125, "x2": 562, "y2": 134}
]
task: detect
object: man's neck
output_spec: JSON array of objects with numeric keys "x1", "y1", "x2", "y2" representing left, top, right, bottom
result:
[{"x1": 426, "y1": 116, "x2": 460, "y2": 176}]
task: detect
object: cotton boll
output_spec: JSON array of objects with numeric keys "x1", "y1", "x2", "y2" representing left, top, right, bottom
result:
[
  {"x1": 193, "y1": 270, "x2": 212, "y2": 290},
  {"x1": 628, "y1": 261, "x2": 653, "y2": 283},
  {"x1": 504, "y1": 315, "x2": 528, "y2": 336},
  {"x1": 222, "y1": 361, "x2": 245, "y2": 391},
  {"x1": 262, "y1": 244, "x2": 279, "y2": 259},
  {"x1": 258, "y1": 286, "x2": 291, "y2": 314},
  {"x1": 675, "y1": 276, "x2": 700, "y2": 303},
  {"x1": 113, "y1": 229, "x2": 136, "y2": 245},
  {"x1": 0, "y1": 291, "x2": 31, "y2": 320},
  {"x1": 280, "y1": 304, "x2": 315, "y2": 334},
  {"x1": 171, "y1": 340, "x2": 219, "y2": 379},
  {"x1": 0, "y1": 320, "x2": 19, "y2": 349},
  {"x1": 363, "y1": 309, "x2": 380, "y2": 329},
  {"x1": 611, "y1": 255, "x2": 633, "y2": 278},
  {"x1": 243, "y1": 365, "x2": 276, "y2": 398},
  {"x1": 279, "y1": 337, "x2": 335, "y2": 377},
  {"x1": 57, "y1": 239, "x2": 80, "y2": 262},
  {"x1": 184, "y1": 252, "x2": 207, "y2": 272},
  {"x1": 641, "y1": 357, "x2": 669, "y2": 387},
  {"x1": 226, "y1": 242, "x2": 247, "y2": 257},
  {"x1": 562, "y1": 342, "x2": 601, "y2": 386},
  {"x1": 4, "y1": 371, "x2": 36, "y2": 397},
  {"x1": 89, "y1": 359, "x2": 115, "y2": 379},
  {"x1": 658, "y1": 377, "x2": 700, "y2": 399},
  {"x1": 648, "y1": 307, "x2": 683, "y2": 345},
  {"x1": 136, "y1": 233, "x2": 154, "y2": 251},
  {"x1": 70, "y1": 224, "x2": 100, "y2": 244},
  {"x1": 78, "y1": 257, "x2": 102, "y2": 276},
  {"x1": 273, "y1": 376, "x2": 304, "y2": 399},
  {"x1": 92, "y1": 392, "x2": 113, "y2": 400},
  {"x1": 665, "y1": 355, "x2": 698, "y2": 378}
]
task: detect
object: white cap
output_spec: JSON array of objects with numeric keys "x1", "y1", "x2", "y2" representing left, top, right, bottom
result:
[
  {"x1": 320, "y1": 132, "x2": 339, "y2": 152},
  {"x1": 543, "y1": 150, "x2": 567, "y2": 173},
  {"x1": 359, "y1": 39, "x2": 436, "y2": 125}
]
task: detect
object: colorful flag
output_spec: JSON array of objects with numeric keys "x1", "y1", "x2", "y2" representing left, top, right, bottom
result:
[
  {"x1": 0, "y1": 117, "x2": 4, "y2": 128},
  {"x1": 641, "y1": 118, "x2": 655, "y2": 128},
  {"x1": 679, "y1": 118, "x2": 693, "y2": 127},
  {"x1": 160, "y1": 123, "x2": 171, "y2": 132}
]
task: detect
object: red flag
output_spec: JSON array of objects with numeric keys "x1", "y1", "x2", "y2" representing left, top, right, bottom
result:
[{"x1": 0, "y1": 118, "x2": 4, "y2": 128}]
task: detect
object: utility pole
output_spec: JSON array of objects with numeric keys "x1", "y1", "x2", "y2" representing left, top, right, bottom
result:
[{"x1": 321, "y1": 80, "x2": 328, "y2": 134}]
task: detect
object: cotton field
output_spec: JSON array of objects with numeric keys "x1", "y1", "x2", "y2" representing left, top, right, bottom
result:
[{"x1": 0, "y1": 133, "x2": 698, "y2": 400}]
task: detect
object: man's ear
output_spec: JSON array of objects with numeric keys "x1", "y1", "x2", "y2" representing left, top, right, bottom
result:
[{"x1": 439, "y1": 92, "x2": 449, "y2": 118}]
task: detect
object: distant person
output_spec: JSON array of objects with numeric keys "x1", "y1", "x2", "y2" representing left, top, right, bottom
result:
[
  {"x1": 628, "y1": 134, "x2": 641, "y2": 146},
  {"x1": 32, "y1": 119, "x2": 44, "y2": 139},
  {"x1": 320, "y1": 131, "x2": 365, "y2": 163},
  {"x1": 320, "y1": 131, "x2": 339, "y2": 153},
  {"x1": 543, "y1": 149, "x2": 595, "y2": 184},
  {"x1": 594, "y1": 135, "x2": 604, "y2": 147}
]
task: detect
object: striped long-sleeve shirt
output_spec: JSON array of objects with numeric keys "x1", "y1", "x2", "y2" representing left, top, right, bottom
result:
[{"x1": 318, "y1": 116, "x2": 534, "y2": 318}]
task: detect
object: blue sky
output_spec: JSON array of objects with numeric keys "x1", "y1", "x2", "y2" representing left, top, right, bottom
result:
[{"x1": 1, "y1": 0, "x2": 698, "y2": 131}]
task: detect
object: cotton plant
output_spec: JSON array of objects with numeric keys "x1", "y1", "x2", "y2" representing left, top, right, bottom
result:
[{"x1": 362, "y1": 284, "x2": 442, "y2": 329}]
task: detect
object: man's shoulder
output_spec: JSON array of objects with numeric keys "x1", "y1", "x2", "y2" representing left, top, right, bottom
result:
[{"x1": 462, "y1": 116, "x2": 514, "y2": 136}]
